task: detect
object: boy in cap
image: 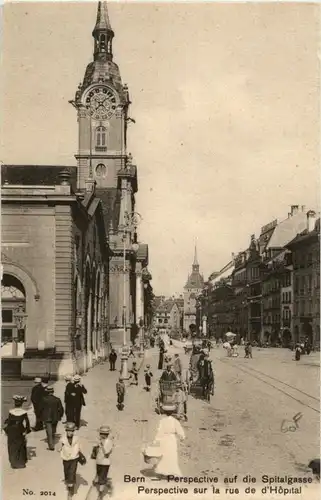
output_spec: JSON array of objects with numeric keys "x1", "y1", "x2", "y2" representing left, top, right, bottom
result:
[
  {"x1": 31, "y1": 377, "x2": 45, "y2": 431},
  {"x1": 58, "y1": 422, "x2": 84, "y2": 499},
  {"x1": 144, "y1": 364, "x2": 153, "y2": 392},
  {"x1": 129, "y1": 361, "x2": 139, "y2": 385},
  {"x1": 91, "y1": 426, "x2": 114, "y2": 499},
  {"x1": 116, "y1": 376, "x2": 125, "y2": 410}
]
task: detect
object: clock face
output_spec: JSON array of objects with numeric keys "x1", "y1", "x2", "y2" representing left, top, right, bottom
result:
[{"x1": 85, "y1": 86, "x2": 118, "y2": 120}]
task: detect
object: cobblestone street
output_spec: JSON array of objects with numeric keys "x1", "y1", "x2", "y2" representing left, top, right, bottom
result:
[{"x1": 2, "y1": 345, "x2": 320, "y2": 500}]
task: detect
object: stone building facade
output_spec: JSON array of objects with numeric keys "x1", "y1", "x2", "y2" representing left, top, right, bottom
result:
[
  {"x1": 287, "y1": 211, "x2": 320, "y2": 346},
  {"x1": 1, "y1": 2, "x2": 152, "y2": 378},
  {"x1": 1, "y1": 168, "x2": 110, "y2": 378}
]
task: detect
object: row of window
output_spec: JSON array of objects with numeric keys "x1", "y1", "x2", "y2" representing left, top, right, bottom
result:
[
  {"x1": 282, "y1": 291, "x2": 292, "y2": 304},
  {"x1": 294, "y1": 275, "x2": 313, "y2": 294},
  {"x1": 283, "y1": 309, "x2": 292, "y2": 321},
  {"x1": 263, "y1": 298, "x2": 281, "y2": 309},
  {"x1": 293, "y1": 300, "x2": 316, "y2": 316},
  {"x1": 263, "y1": 314, "x2": 281, "y2": 325},
  {"x1": 293, "y1": 251, "x2": 315, "y2": 269},
  {"x1": 157, "y1": 318, "x2": 168, "y2": 324}
]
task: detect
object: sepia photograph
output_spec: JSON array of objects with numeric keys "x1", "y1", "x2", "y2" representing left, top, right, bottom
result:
[{"x1": 1, "y1": 1, "x2": 320, "y2": 499}]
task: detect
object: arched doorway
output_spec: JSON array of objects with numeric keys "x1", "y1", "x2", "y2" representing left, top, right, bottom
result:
[
  {"x1": 303, "y1": 322, "x2": 313, "y2": 346},
  {"x1": 282, "y1": 329, "x2": 292, "y2": 348},
  {"x1": 1, "y1": 274, "x2": 26, "y2": 357}
]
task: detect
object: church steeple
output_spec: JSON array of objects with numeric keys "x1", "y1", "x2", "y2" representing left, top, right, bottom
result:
[{"x1": 92, "y1": 1, "x2": 114, "y2": 62}]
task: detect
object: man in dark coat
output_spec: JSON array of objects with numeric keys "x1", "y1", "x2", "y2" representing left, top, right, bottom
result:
[
  {"x1": 41, "y1": 386, "x2": 64, "y2": 450},
  {"x1": 160, "y1": 365, "x2": 177, "y2": 382},
  {"x1": 63, "y1": 375, "x2": 74, "y2": 423},
  {"x1": 158, "y1": 339, "x2": 165, "y2": 370},
  {"x1": 31, "y1": 377, "x2": 46, "y2": 431},
  {"x1": 109, "y1": 349, "x2": 117, "y2": 371},
  {"x1": 198, "y1": 353, "x2": 213, "y2": 397},
  {"x1": 65, "y1": 375, "x2": 87, "y2": 429}
]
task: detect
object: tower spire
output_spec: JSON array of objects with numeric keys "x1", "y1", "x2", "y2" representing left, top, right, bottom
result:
[
  {"x1": 193, "y1": 240, "x2": 199, "y2": 267},
  {"x1": 92, "y1": 1, "x2": 114, "y2": 61}
]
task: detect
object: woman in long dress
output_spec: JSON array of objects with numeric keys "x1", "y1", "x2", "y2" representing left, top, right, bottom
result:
[
  {"x1": 153, "y1": 404, "x2": 185, "y2": 477},
  {"x1": 4, "y1": 395, "x2": 31, "y2": 469}
]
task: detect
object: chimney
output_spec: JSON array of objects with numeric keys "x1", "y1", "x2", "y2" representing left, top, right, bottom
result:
[
  {"x1": 291, "y1": 205, "x2": 299, "y2": 216},
  {"x1": 307, "y1": 210, "x2": 317, "y2": 232}
]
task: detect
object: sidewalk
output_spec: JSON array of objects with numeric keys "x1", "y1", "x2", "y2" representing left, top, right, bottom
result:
[{"x1": 1, "y1": 349, "x2": 171, "y2": 500}]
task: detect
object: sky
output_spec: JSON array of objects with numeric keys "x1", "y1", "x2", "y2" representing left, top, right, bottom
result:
[{"x1": 1, "y1": 1, "x2": 320, "y2": 296}]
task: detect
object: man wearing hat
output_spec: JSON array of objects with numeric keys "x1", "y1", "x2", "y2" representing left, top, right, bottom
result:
[
  {"x1": 65, "y1": 375, "x2": 87, "y2": 429},
  {"x1": 160, "y1": 364, "x2": 177, "y2": 382},
  {"x1": 58, "y1": 422, "x2": 84, "y2": 499},
  {"x1": 64, "y1": 376, "x2": 74, "y2": 424},
  {"x1": 91, "y1": 426, "x2": 114, "y2": 499},
  {"x1": 173, "y1": 354, "x2": 182, "y2": 381},
  {"x1": 30, "y1": 377, "x2": 46, "y2": 431},
  {"x1": 41, "y1": 385, "x2": 64, "y2": 450}
]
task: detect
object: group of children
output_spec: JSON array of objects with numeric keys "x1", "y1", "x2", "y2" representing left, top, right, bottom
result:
[
  {"x1": 115, "y1": 362, "x2": 154, "y2": 411},
  {"x1": 115, "y1": 359, "x2": 188, "y2": 420},
  {"x1": 58, "y1": 422, "x2": 113, "y2": 500}
]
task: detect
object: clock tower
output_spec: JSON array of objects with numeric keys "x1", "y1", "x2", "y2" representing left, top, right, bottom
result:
[
  {"x1": 73, "y1": 0, "x2": 132, "y2": 192},
  {"x1": 72, "y1": 1, "x2": 147, "y2": 347}
]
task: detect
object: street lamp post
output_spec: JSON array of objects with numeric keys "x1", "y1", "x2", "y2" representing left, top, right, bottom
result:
[
  {"x1": 12, "y1": 305, "x2": 27, "y2": 357},
  {"x1": 138, "y1": 317, "x2": 145, "y2": 358},
  {"x1": 120, "y1": 211, "x2": 141, "y2": 379}
]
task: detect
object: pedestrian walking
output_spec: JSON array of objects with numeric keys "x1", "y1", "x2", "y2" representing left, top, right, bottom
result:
[
  {"x1": 3, "y1": 395, "x2": 31, "y2": 469},
  {"x1": 31, "y1": 377, "x2": 46, "y2": 431},
  {"x1": 90, "y1": 426, "x2": 114, "y2": 500},
  {"x1": 175, "y1": 383, "x2": 187, "y2": 421},
  {"x1": 247, "y1": 343, "x2": 253, "y2": 359},
  {"x1": 109, "y1": 349, "x2": 117, "y2": 371},
  {"x1": 116, "y1": 376, "x2": 125, "y2": 410},
  {"x1": 173, "y1": 353, "x2": 182, "y2": 380},
  {"x1": 41, "y1": 385, "x2": 64, "y2": 450},
  {"x1": 144, "y1": 364, "x2": 153, "y2": 391},
  {"x1": 295, "y1": 344, "x2": 302, "y2": 361},
  {"x1": 153, "y1": 404, "x2": 185, "y2": 477},
  {"x1": 158, "y1": 339, "x2": 165, "y2": 370},
  {"x1": 64, "y1": 375, "x2": 74, "y2": 424},
  {"x1": 129, "y1": 361, "x2": 139, "y2": 385},
  {"x1": 128, "y1": 343, "x2": 135, "y2": 358},
  {"x1": 232, "y1": 344, "x2": 239, "y2": 357},
  {"x1": 58, "y1": 422, "x2": 86, "y2": 500},
  {"x1": 66, "y1": 375, "x2": 87, "y2": 429}
]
